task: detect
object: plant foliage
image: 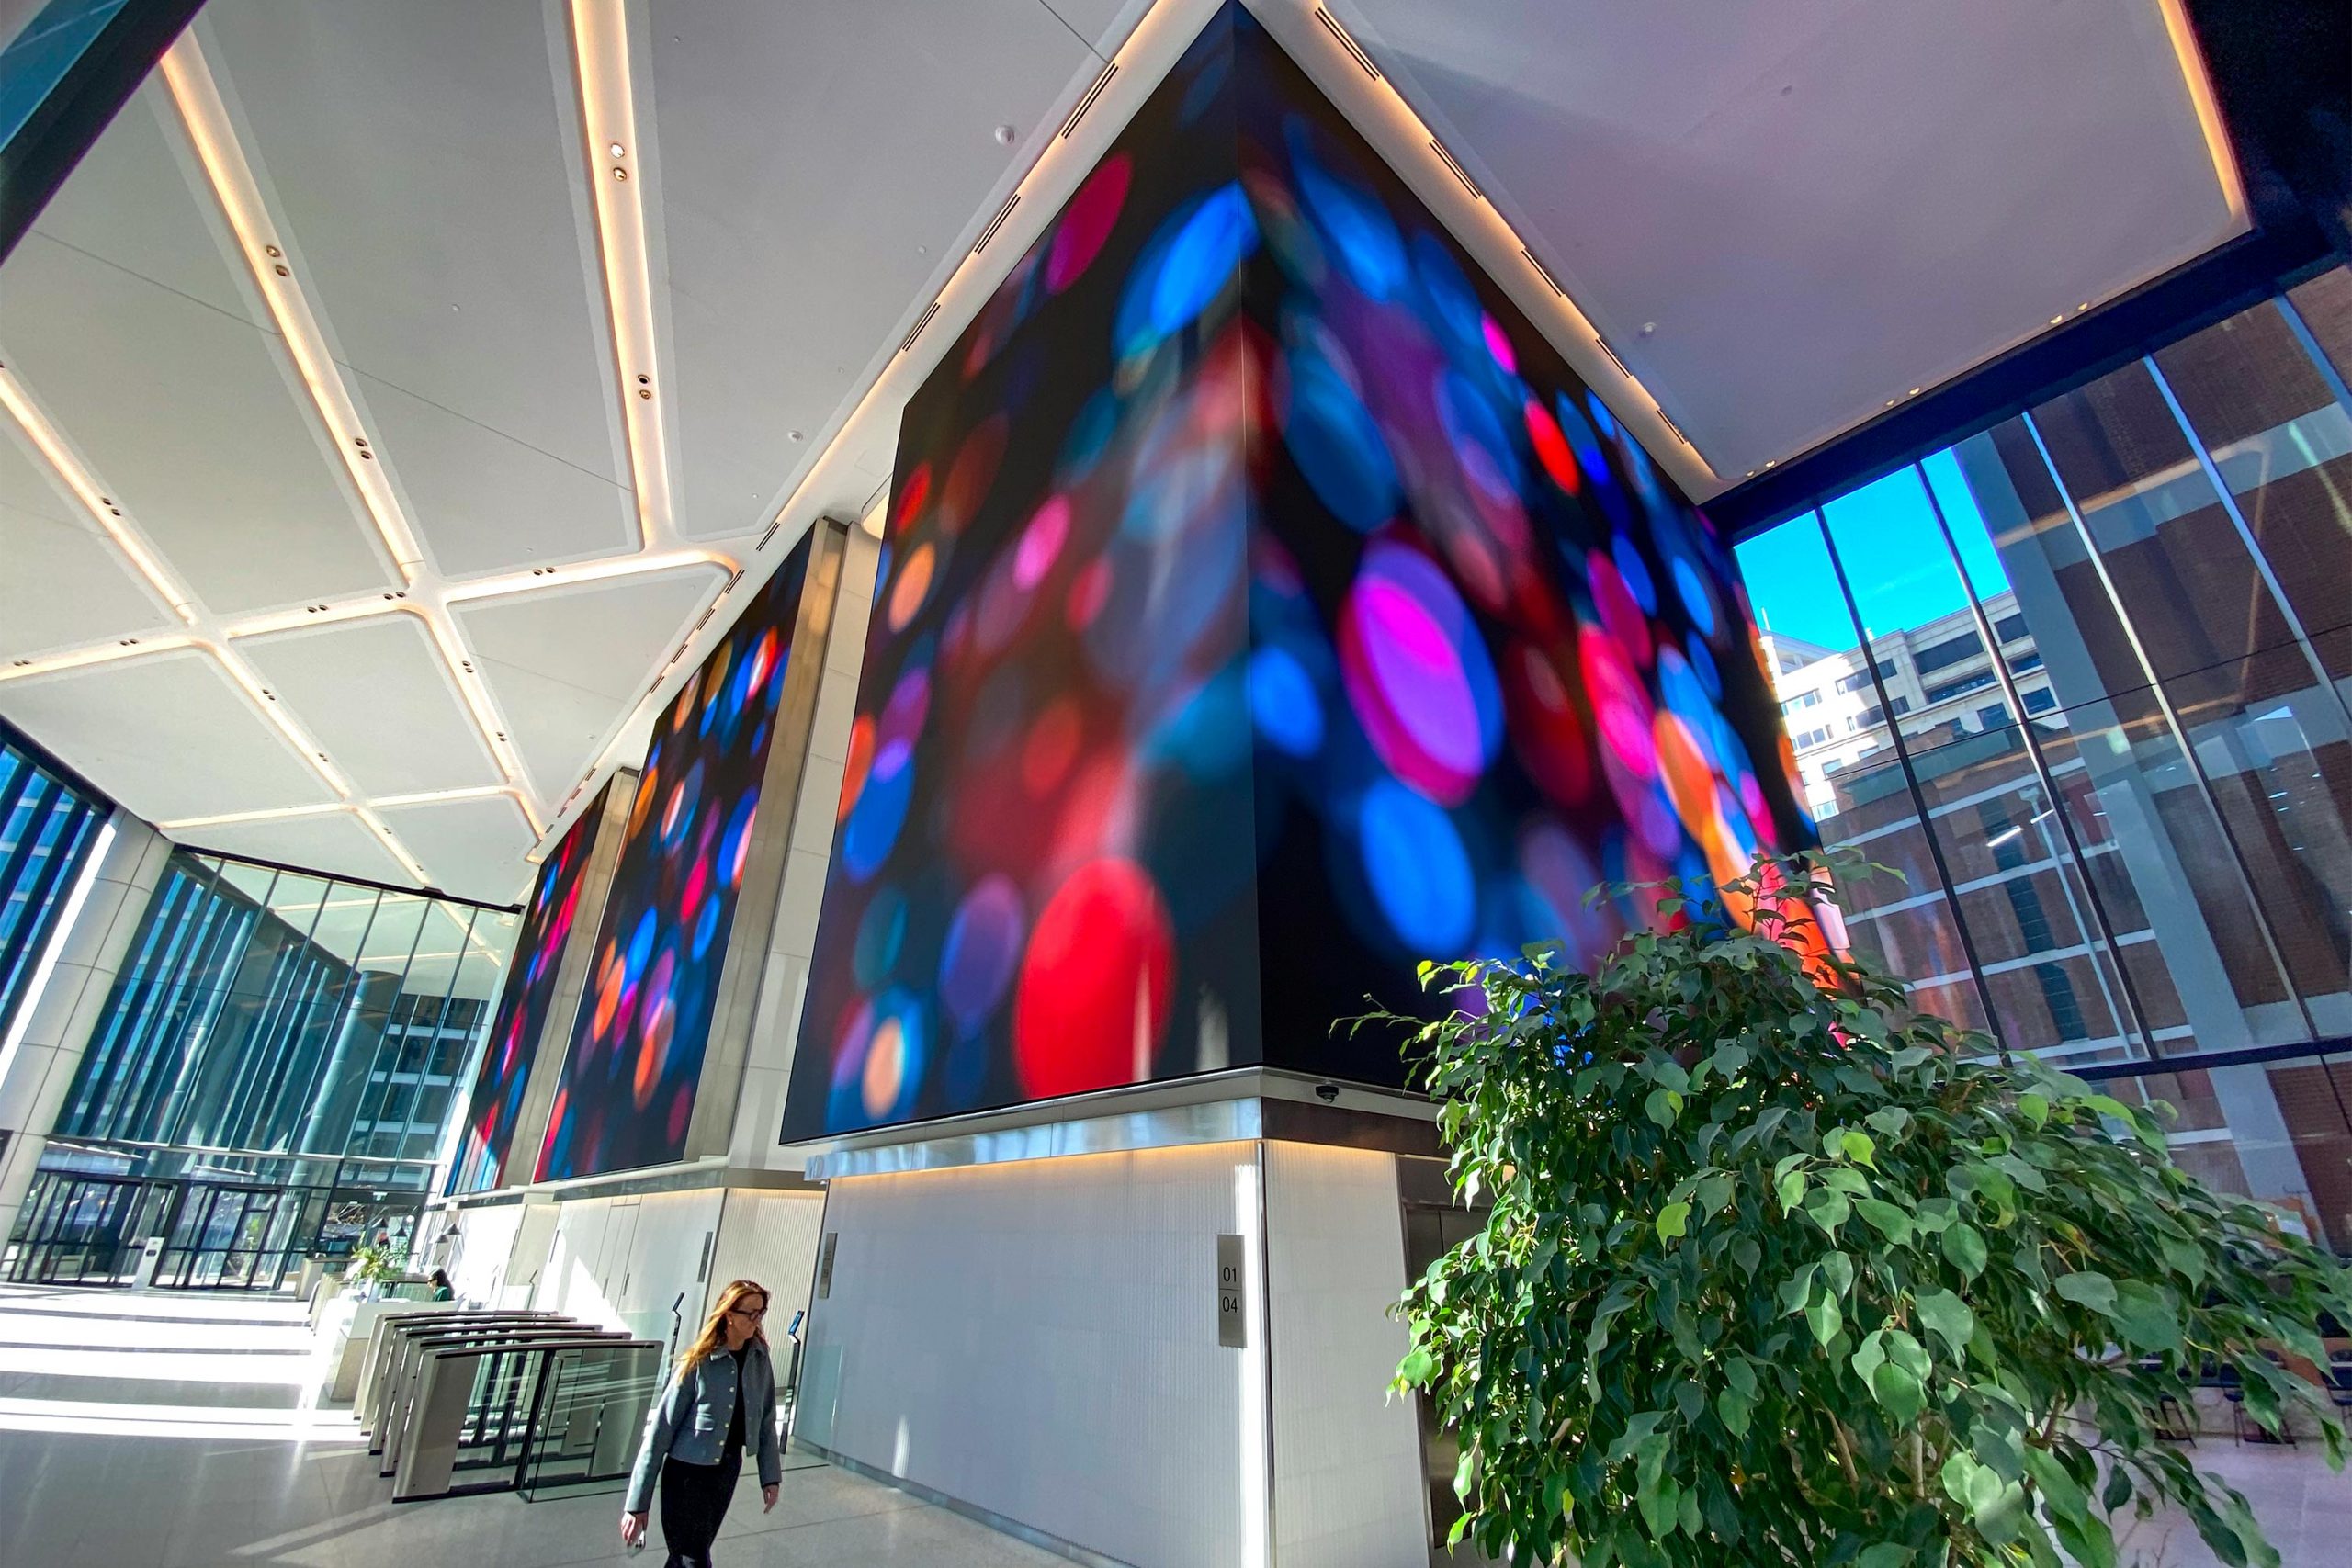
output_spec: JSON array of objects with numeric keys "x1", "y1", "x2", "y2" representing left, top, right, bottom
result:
[{"x1": 1383, "y1": 854, "x2": 2352, "y2": 1567}]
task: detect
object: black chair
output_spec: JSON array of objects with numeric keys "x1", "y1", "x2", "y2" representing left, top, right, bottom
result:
[{"x1": 2138, "y1": 1356, "x2": 2197, "y2": 1444}]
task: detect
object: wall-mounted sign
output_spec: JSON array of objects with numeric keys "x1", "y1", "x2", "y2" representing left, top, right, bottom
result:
[
  {"x1": 1216, "y1": 1234, "x2": 1246, "y2": 1348},
  {"x1": 816, "y1": 1232, "x2": 838, "y2": 1301}
]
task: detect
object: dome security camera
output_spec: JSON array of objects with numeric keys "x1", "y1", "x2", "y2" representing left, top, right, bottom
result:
[{"x1": 1314, "y1": 1082, "x2": 1340, "y2": 1103}]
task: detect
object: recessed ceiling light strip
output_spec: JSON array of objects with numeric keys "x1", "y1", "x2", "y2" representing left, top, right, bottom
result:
[
  {"x1": 0, "y1": 367, "x2": 197, "y2": 623},
  {"x1": 0, "y1": 636, "x2": 197, "y2": 683},
  {"x1": 157, "y1": 36, "x2": 428, "y2": 580},
  {"x1": 2152, "y1": 0, "x2": 2247, "y2": 225},
  {"x1": 412, "y1": 612, "x2": 545, "y2": 836},
  {"x1": 158, "y1": 800, "x2": 351, "y2": 831},
  {"x1": 437, "y1": 546, "x2": 738, "y2": 605},
  {"x1": 568, "y1": 0, "x2": 673, "y2": 547}
]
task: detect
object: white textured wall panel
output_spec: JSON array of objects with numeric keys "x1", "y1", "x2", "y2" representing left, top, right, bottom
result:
[
  {"x1": 706, "y1": 1189, "x2": 827, "y2": 1330},
  {"x1": 1264, "y1": 1144, "x2": 1426, "y2": 1567},
  {"x1": 447, "y1": 1203, "x2": 522, "y2": 1305},
  {"x1": 802, "y1": 1145, "x2": 1265, "y2": 1568}
]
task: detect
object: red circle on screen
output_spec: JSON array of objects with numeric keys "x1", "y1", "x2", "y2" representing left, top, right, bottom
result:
[{"x1": 1012, "y1": 859, "x2": 1174, "y2": 1100}]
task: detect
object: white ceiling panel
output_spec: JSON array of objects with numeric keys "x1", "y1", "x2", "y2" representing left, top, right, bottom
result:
[
  {"x1": 645, "y1": 0, "x2": 1093, "y2": 541},
  {"x1": 0, "y1": 233, "x2": 395, "y2": 614},
  {"x1": 28, "y1": 84, "x2": 259, "y2": 325},
  {"x1": 1336, "y1": 0, "x2": 2244, "y2": 480},
  {"x1": 198, "y1": 0, "x2": 624, "y2": 485},
  {"x1": 238, "y1": 614, "x2": 501, "y2": 796},
  {"x1": 451, "y1": 564, "x2": 725, "y2": 801},
  {"x1": 374, "y1": 794, "x2": 537, "y2": 905},
  {"x1": 0, "y1": 649, "x2": 337, "y2": 822},
  {"x1": 0, "y1": 427, "x2": 175, "y2": 660},
  {"x1": 177, "y1": 808, "x2": 414, "y2": 890},
  {"x1": 1043, "y1": 0, "x2": 1156, "y2": 52},
  {"x1": 355, "y1": 368, "x2": 639, "y2": 580}
]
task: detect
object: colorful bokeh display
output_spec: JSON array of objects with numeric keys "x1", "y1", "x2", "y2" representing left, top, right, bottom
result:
[
  {"x1": 783, "y1": 7, "x2": 1815, "y2": 1140},
  {"x1": 445, "y1": 779, "x2": 609, "y2": 1195},
  {"x1": 537, "y1": 536, "x2": 813, "y2": 1179}
]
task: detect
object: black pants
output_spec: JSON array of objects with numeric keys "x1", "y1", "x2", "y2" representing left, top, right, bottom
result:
[{"x1": 659, "y1": 1450, "x2": 741, "y2": 1568}]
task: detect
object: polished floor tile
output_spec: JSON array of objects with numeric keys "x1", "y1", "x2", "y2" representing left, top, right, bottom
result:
[{"x1": 0, "y1": 1287, "x2": 1063, "y2": 1568}]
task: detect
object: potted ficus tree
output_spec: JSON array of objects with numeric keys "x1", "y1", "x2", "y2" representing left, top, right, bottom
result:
[{"x1": 1382, "y1": 853, "x2": 2351, "y2": 1567}]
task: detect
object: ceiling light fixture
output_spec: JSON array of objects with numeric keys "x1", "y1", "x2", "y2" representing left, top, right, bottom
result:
[
  {"x1": 158, "y1": 36, "x2": 428, "y2": 582},
  {"x1": 438, "y1": 547, "x2": 738, "y2": 605},
  {"x1": 569, "y1": 0, "x2": 673, "y2": 550}
]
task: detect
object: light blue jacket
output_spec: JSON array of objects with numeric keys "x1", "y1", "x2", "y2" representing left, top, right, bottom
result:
[{"x1": 624, "y1": 1341, "x2": 782, "y2": 1513}]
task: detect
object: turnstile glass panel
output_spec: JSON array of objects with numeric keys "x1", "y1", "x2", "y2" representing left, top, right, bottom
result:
[{"x1": 518, "y1": 1341, "x2": 667, "y2": 1500}]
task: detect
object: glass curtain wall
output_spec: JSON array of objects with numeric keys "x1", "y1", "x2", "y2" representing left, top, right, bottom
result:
[
  {"x1": 1736, "y1": 265, "x2": 2352, "y2": 1252},
  {"x1": 0, "y1": 723, "x2": 110, "y2": 1039},
  {"x1": 51, "y1": 847, "x2": 518, "y2": 1159}
]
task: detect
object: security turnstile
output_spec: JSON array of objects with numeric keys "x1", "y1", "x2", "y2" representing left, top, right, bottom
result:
[
  {"x1": 361, "y1": 1311, "x2": 568, "y2": 1442},
  {"x1": 392, "y1": 1334, "x2": 658, "y2": 1502},
  {"x1": 378, "y1": 1321, "x2": 601, "y2": 1474}
]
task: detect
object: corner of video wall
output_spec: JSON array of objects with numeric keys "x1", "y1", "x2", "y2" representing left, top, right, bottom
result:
[
  {"x1": 530, "y1": 531, "x2": 816, "y2": 1182},
  {"x1": 1227, "y1": 8, "x2": 1813, "y2": 1072},
  {"x1": 445, "y1": 774, "x2": 614, "y2": 1195},
  {"x1": 782, "y1": 4, "x2": 1813, "y2": 1143}
]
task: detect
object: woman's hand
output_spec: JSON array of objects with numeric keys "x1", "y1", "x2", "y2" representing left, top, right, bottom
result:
[
  {"x1": 763, "y1": 1483, "x2": 779, "y2": 1512},
  {"x1": 620, "y1": 1510, "x2": 648, "y2": 1548}
]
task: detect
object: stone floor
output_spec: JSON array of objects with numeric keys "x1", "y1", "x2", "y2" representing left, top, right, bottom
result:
[{"x1": 0, "y1": 1283, "x2": 1065, "y2": 1566}]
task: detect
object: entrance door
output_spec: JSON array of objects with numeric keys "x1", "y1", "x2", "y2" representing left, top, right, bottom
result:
[
  {"x1": 161, "y1": 1185, "x2": 289, "y2": 1290},
  {"x1": 4, "y1": 1173, "x2": 143, "y2": 1284}
]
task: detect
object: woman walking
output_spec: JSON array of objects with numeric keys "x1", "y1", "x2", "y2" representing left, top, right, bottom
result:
[{"x1": 620, "y1": 1280, "x2": 783, "y2": 1566}]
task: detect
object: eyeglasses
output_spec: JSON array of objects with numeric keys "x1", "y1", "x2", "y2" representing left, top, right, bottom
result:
[{"x1": 729, "y1": 1304, "x2": 767, "y2": 1320}]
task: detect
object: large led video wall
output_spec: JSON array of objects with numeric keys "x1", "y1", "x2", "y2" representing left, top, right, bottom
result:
[
  {"x1": 446, "y1": 776, "x2": 613, "y2": 1194},
  {"x1": 783, "y1": 6, "x2": 1813, "y2": 1141},
  {"x1": 536, "y1": 535, "x2": 814, "y2": 1179}
]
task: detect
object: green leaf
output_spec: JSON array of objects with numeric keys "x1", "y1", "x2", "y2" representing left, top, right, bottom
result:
[
  {"x1": 1864, "y1": 1106, "x2": 1911, "y2": 1139},
  {"x1": 1858, "y1": 1547, "x2": 1911, "y2": 1568},
  {"x1": 1940, "y1": 1222, "x2": 1988, "y2": 1279},
  {"x1": 1398, "y1": 1348, "x2": 1437, "y2": 1386},
  {"x1": 1775, "y1": 1168, "x2": 1808, "y2": 1213},
  {"x1": 1819, "y1": 1250, "x2": 1855, "y2": 1299},
  {"x1": 2017, "y1": 1091, "x2": 2051, "y2": 1128},
  {"x1": 1657, "y1": 1201, "x2": 1691, "y2": 1243},
  {"x1": 2110, "y1": 1280, "x2": 2185, "y2": 1358},
  {"x1": 1694, "y1": 1172, "x2": 1735, "y2": 1216},
  {"x1": 1838, "y1": 1129, "x2": 1879, "y2": 1168},
  {"x1": 1854, "y1": 1197, "x2": 1914, "y2": 1245},
  {"x1": 1820, "y1": 1167, "x2": 1871, "y2": 1197},
  {"x1": 2054, "y1": 1270, "x2": 2117, "y2": 1314},
  {"x1": 1715, "y1": 1384, "x2": 1753, "y2": 1437},
  {"x1": 1645, "y1": 1087, "x2": 1683, "y2": 1128},
  {"x1": 1850, "y1": 1328, "x2": 1887, "y2": 1383},
  {"x1": 1804, "y1": 1190, "x2": 1852, "y2": 1235},
  {"x1": 1881, "y1": 1327, "x2": 1929, "y2": 1381},
  {"x1": 1870, "y1": 1359, "x2": 1926, "y2": 1424},
  {"x1": 1804, "y1": 1289, "x2": 1842, "y2": 1348},
  {"x1": 1915, "y1": 1289, "x2": 1976, "y2": 1357}
]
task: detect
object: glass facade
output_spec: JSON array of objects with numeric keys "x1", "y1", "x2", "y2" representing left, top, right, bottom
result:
[
  {"x1": 48, "y1": 847, "x2": 519, "y2": 1162},
  {"x1": 6, "y1": 847, "x2": 518, "y2": 1288},
  {"x1": 0, "y1": 722, "x2": 110, "y2": 1040},
  {"x1": 1736, "y1": 265, "x2": 2352, "y2": 1251}
]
